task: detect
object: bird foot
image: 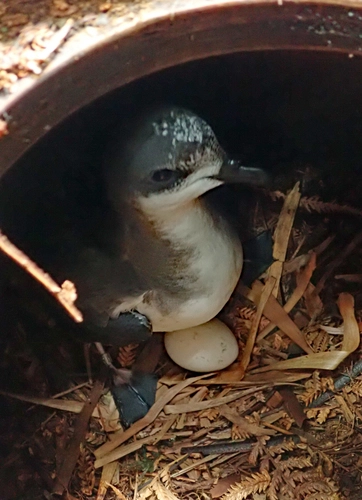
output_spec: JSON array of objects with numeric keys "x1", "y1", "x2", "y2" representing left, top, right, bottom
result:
[{"x1": 95, "y1": 339, "x2": 158, "y2": 428}]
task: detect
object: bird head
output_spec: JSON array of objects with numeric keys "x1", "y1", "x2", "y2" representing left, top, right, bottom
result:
[{"x1": 105, "y1": 107, "x2": 268, "y2": 215}]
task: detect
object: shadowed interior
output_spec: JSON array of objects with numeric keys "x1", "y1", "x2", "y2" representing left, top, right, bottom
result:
[{"x1": 0, "y1": 50, "x2": 362, "y2": 264}]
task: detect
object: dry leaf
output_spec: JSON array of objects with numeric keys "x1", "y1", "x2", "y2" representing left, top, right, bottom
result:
[
  {"x1": 164, "y1": 386, "x2": 266, "y2": 415},
  {"x1": 96, "y1": 462, "x2": 119, "y2": 500},
  {"x1": 222, "y1": 470, "x2": 271, "y2": 499},
  {"x1": 219, "y1": 407, "x2": 274, "y2": 437},
  {"x1": 251, "y1": 293, "x2": 360, "y2": 374},
  {"x1": 268, "y1": 182, "x2": 301, "y2": 296},
  {"x1": 210, "y1": 474, "x2": 240, "y2": 498},
  {"x1": 106, "y1": 482, "x2": 128, "y2": 500},
  {"x1": 241, "y1": 281, "x2": 312, "y2": 353},
  {"x1": 240, "y1": 277, "x2": 276, "y2": 373},
  {"x1": 152, "y1": 479, "x2": 180, "y2": 500},
  {"x1": 94, "y1": 373, "x2": 212, "y2": 466},
  {"x1": 258, "y1": 252, "x2": 317, "y2": 342}
]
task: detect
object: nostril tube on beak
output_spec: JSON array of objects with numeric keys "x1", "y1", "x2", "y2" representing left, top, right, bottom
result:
[{"x1": 217, "y1": 160, "x2": 270, "y2": 187}]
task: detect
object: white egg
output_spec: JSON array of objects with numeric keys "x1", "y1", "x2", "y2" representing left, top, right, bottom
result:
[{"x1": 164, "y1": 318, "x2": 239, "y2": 372}]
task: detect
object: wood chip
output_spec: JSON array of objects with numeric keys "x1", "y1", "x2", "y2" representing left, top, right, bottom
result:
[{"x1": 96, "y1": 462, "x2": 119, "y2": 500}]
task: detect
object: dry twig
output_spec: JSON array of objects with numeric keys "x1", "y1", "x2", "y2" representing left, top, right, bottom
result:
[
  {"x1": 53, "y1": 378, "x2": 105, "y2": 495},
  {"x1": 0, "y1": 229, "x2": 83, "y2": 322}
]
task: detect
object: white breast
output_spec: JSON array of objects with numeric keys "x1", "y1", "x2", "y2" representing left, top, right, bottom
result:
[{"x1": 111, "y1": 202, "x2": 243, "y2": 332}]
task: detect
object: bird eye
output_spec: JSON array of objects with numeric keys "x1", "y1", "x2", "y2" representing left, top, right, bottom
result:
[{"x1": 151, "y1": 169, "x2": 177, "y2": 183}]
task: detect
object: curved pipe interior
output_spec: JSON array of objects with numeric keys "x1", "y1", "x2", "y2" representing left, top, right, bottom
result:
[{"x1": 1, "y1": 1, "x2": 362, "y2": 174}]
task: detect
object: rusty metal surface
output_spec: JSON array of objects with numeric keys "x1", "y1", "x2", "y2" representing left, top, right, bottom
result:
[{"x1": 1, "y1": 0, "x2": 362, "y2": 177}]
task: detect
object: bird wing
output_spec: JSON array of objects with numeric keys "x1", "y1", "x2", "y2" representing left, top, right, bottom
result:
[{"x1": 67, "y1": 246, "x2": 148, "y2": 328}]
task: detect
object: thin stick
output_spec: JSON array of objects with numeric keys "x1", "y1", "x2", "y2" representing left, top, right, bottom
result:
[
  {"x1": 0, "y1": 229, "x2": 83, "y2": 323},
  {"x1": 314, "y1": 230, "x2": 362, "y2": 295},
  {"x1": 52, "y1": 378, "x2": 105, "y2": 495}
]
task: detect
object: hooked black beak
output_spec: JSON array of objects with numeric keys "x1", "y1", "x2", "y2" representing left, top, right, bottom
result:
[{"x1": 216, "y1": 159, "x2": 270, "y2": 187}]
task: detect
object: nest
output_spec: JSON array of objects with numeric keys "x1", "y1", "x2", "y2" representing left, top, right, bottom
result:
[{"x1": 1, "y1": 161, "x2": 362, "y2": 500}]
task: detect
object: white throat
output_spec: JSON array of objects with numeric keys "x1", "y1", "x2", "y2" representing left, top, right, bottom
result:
[{"x1": 136, "y1": 166, "x2": 223, "y2": 216}]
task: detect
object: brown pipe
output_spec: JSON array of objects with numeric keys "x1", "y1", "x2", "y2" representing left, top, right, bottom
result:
[{"x1": 1, "y1": 0, "x2": 362, "y2": 177}]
